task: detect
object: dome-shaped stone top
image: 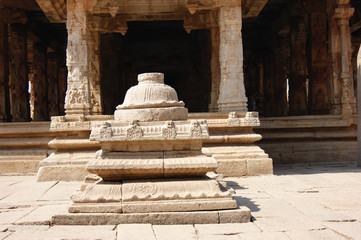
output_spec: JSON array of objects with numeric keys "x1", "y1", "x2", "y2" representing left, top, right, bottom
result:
[
  {"x1": 117, "y1": 73, "x2": 185, "y2": 109},
  {"x1": 114, "y1": 73, "x2": 188, "y2": 122}
]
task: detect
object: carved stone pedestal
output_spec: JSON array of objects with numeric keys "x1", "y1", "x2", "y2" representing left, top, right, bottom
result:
[{"x1": 53, "y1": 73, "x2": 250, "y2": 224}]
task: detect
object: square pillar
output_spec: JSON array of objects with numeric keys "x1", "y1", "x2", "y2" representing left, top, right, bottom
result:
[
  {"x1": 217, "y1": 4, "x2": 248, "y2": 113},
  {"x1": 47, "y1": 51, "x2": 60, "y2": 117},
  {"x1": 8, "y1": 23, "x2": 30, "y2": 122},
  {"x1": 31, "y1": 42, "x2": 49, "y2": 121},
  {"x1": 0, "y1": 22, "x2": 10, "y2": 122}
]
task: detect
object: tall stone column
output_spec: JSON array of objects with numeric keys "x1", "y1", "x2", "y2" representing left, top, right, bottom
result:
[
  {"x1": 307, "y1": 0, "x2": 331, "y2": 115},
  {"x1": 64, "y1": 0, "x2": 91, "y2": 115},
  {"x1": 273, "y1": 36, "x2": 288, "y2": 116},
  {"x1": 8, "y1": 23, "x2": 30, "y2": 122},
  {"x1": 217, "y1": 4, "x2": 248, "y2": 113},
  {"x1": 289, "y1": 9, "x2": 308, "y2": 115},
  {"x1": 334, "y1": 3, "x2": 356, "y2": 116},
  {"x1": 88, "y1": 30, "x2": 102, "y2": 115},
  {"x1": 208, "y1": 25, "x2": 220, "y2": 112},
  {"x1": 32, "y1": 42, "x2": 49, "y2": 121},
  {"x1": 0, "y1": 22, "x2": 10, "y2": 122},
  {"x1": 47, "y1": 51, "x2": 60, "y2": 117}
]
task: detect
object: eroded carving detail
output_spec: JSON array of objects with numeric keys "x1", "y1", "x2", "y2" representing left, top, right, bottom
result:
[
  {"x1": 162, "y1": 121, "x2": 177, "y2": 139},
  {"x1": 126, "y1": 120, "x2": 143, "y2": 139}
]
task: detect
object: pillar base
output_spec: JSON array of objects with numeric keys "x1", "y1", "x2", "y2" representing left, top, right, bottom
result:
[
  {"x1": 52, "y1": 207, "x2": 251, "y2": 225},
  {"x1": 203, "y1": 145, "x2": 273, "y2": 177}
]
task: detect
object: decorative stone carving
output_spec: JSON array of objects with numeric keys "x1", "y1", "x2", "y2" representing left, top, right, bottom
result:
[
  {"x1": 227, "y1": 112, "x2": 240, "y2": 126},
  {"x1": 8, "y1": 23, "x2": 30, "y2": 122},
  {"x1": 99, "y1": 122, "x2": 112, "y2": 140},
  {"x1": 217, "y1": 5, "x2": 248, "y2": 112},
  {"x1": 126, "y1": 120, "x2": 143, "y2": 140},
  {"x1": 114, "y1": 73, "x2": 188, "y2": 122},
  {"x1": 162, "y1": 121, "x2": 177, "y2": 139},
  {"x1": 0, "y1": 22, "x2": 10, "y2": 122},
  {"x1": 189, "y1": 120, "x2": 202, "y2": 138},
  {"x1": 68, "y1": 72, "x2": 248, "y2": 223},
  {"x1": 31, "y1": 42, "x2": 49, "y2": 121}
]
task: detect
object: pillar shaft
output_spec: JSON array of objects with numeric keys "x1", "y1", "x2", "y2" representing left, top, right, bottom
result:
[
  {"x1": 88, "y1": 29, "x2": 102, "y2": 115},
  {"x1": 335, "y1": 5, "x2": 356, "y2": 116},
  {"x1": 0, "y1": 22, "x2": 10, "y2": 122},
  {"x1": 47, "y1": 52, "x2": 60, "y2": 117},
  {"x1": 32, "y1": 42, "x2": 49, "y2": 121},
  {"x1": 65, "y1": 0, "x2": 91, "y2": 115},
  {"x1": 217, "y1": 5, "x2": 248, "y2": 113},
  {"x1": 289, "y1": 12, "x2": 308, "y2": 115},
  {"x1": 209, "y1": 25, "x2": 220, "y2": 112},
  {"x1": 273, "y1": 36, "x2": 288, "y2": 116},
  {"x1": 307, "y1": 1, "x2": 331, "y2": 114},
  {"x1": 8, "y1": 23, "x2": 30, "y2": 122}
]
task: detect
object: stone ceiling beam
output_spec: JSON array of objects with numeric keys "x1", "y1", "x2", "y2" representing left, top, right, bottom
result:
[
  {"x1": 242, "y1": 0, "x2": 268, "y2": 18},
  {"x1": 35, "y1": 0, "x2": 66, "y2": 23}
]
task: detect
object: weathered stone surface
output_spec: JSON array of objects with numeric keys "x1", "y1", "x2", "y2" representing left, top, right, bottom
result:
[
  {"x1": 16, "y1": 204, "x2": 68, "y2": 225},
  {"x1": 153, "y1": 225, "x2": 197, "y2": 240},
  {"x1": 53, "y1": 208, "x2": 251, "y2": 225},
  {"x1": 115, "y1": 73, "x2": 188, "y2": 122},
  {"x1": 117, "y1": 224, "x2": 156, "y2": 240}
]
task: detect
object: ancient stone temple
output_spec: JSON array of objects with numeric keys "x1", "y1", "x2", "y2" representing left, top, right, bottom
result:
[
  {"x1": 53, "y1": 72, "x2": 250, "y2": 224},
  {"x1": 0, "y1": 0, "x2": 360, "y2": 177}
]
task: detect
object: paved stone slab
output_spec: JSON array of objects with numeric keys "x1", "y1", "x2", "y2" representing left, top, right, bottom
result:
[
  {"x1": 0, "y1": 232, "x2": 12, "y2": 240},
  {"x1": 322, "y1": 221, "x2": 361, "y2": 240},
  {"x1": 0, "y1": 180, "x2": 57, "y2": 204},
  {"x1": 39, "y1": 182, "x2": 81, "y2": 201},
  {"x1": 253, "y1": 215, "x2": 324, "y2": 232},
  {"x1": 239, "y1": 231, "x2": 290, "y2": 240},
  {"x1": 195, "y1": 223, "x2": 260, "y2": 240},
  {"x1": 195, "y1": 223, "x2": 260, "y2": 235},
  {"x1": 153, "y1": 225, "x2": 197, "y2": 240},
  {"x1": 117, "y1": 224, "x2": 156, "y2": 240},
  {"x1": 0, "y1": 207, "x2": 35, "y2": 224},
  {"x1": 285, "y1": 229, "x2": 347, "y2": 240},
  {"x1": 5, "y1": 225, "x2": 116, "y2": 240},
  {"x1": 16, "y1": 204, "x2": 69, "y2": 225}
]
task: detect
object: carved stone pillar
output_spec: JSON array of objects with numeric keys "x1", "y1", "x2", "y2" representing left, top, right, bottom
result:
[
  {"x1": 47, "y1": 51, "x2": 60, "y2": 117},
  {"x1": 58, "y1": 63, "x2": 67, "y2": 115},
  {"x1": 307, "y1": 7, "x2": 331, "y2": 114},
  {"x1": 32, "y1": 42, "x2": 49, "y2": 121},
  {"x1": 289, "y1": 8, "x2": 308, "y2": 115},
  {"x1": 209, "y1": 25, "x2": 220, "y2": 112},
  {"x1": 65, "y1": 0, "x2": 91, "y2": 115},
  {"x1": 8, "y1": 23, "x2": 30, "y2": 122},
  {"x1": 88, "y1": 29, "x2": 102, "y2": 115},
  {"x1": 334, "y1": 3, "x2": 356, "y2": 116},
  {"x1": 0, "y1": 22, "x2": 10, "y2": 122},
  {"x1": 273, "y1": 36, "x2": 288, "y2": 116},
  {"x1": 217, "y1": 5, "x2": 248, "y2": 113}
]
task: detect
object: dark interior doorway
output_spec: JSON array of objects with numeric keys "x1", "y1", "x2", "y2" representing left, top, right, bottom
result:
[{"x1": 100, "y1": 21, "x2": 212, "y2": 114}]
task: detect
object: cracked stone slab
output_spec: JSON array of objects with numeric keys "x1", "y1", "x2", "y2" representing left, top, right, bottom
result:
[
  {"x1": 16, "y1": 204, "x2": 69, "y2": 225},
  {"x1": 4, "y1": 225, "x2": 116, "y2": 240},
  {"x1": 153, "y1": 225, "x2": 197, "y2": 240},
  {"x1": 117, "y1": 224, "x2": 156, "y2": 240},
  {"x1": 0, "y1": 207, "x2": 36, "y2": 224}
]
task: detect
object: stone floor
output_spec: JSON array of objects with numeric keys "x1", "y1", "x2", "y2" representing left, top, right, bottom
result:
[{"x1": 0, "y1": 162, "x2": 360, "y2": 240}]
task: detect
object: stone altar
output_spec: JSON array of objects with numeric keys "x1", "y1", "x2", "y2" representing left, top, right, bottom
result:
[{"x1": 55, "y1": 73, "x2": 250, "y2": 224}]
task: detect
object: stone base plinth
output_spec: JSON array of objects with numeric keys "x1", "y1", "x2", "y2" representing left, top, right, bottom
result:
[
  {"x1": 52, "y1": 207, "x2": 251, "y2": 225},
  {"x1": 203, "y1": 145, "x2": 273, "y2": 177},
  {"x1": 37, "y1": 150, "x2": 94, "y2": 181}
]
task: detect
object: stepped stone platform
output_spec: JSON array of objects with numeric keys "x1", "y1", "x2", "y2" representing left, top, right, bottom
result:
[{"x1": 54, "y1": 72, "x2": 251, "y2": 224}]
